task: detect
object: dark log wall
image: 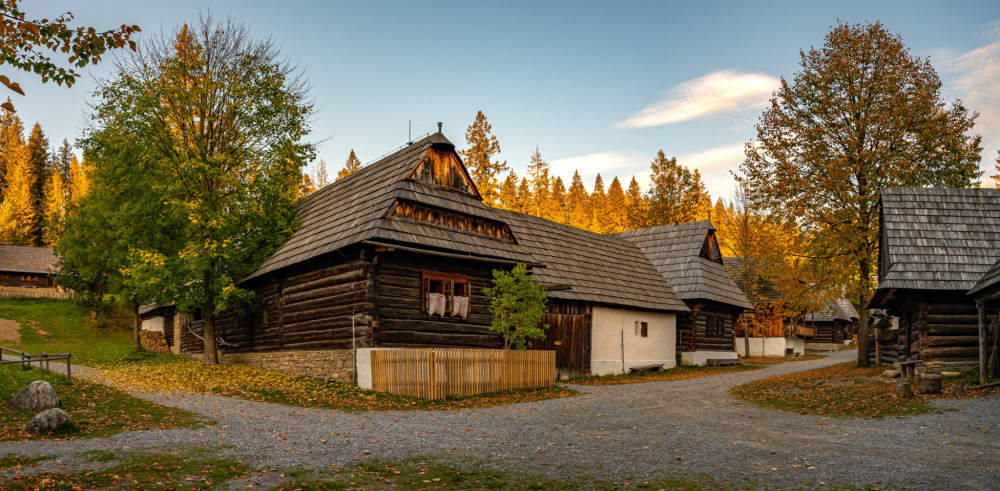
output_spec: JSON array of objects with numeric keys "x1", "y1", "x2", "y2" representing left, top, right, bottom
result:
[
  {"x1": 532, "y1": 300, "x2": 591, "y2": 373},
  {"x1": 677, "y1": 301, "x2": 737, "y2": 352},
  {"x1": 371, "y1": 250, "x2": 503, "y2": 348},
  {"x1": 890, "y1": 295, "x2": 997, "y2": 365},
  {"x1": 0, "y1": 272, "x2": 54, "y2": 288},
  {"x1": 183, "y1": 258, "x2": 375, "y2": 354},
  {"x1": 807, "y1": 321, "x2": 845, "y2": 344}
]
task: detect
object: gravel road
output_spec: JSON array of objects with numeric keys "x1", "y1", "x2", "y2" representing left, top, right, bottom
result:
[{"x1": 3, "y1": 349, "x2": 998, "y2": 489}]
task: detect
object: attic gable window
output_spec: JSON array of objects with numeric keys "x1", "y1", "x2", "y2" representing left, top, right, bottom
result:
[
  {"x1": 423, "y1": 270, "x2": 470, "y2": 319},
  {"x1": 699, "y1": 231, "x2": 724, "y2": 265},
  {"x1": 391, "y1": 200, "x2": 516, "y2": 242},
  {"x1": 407, "y1": 147, "x2": 479, "y2": 197}
]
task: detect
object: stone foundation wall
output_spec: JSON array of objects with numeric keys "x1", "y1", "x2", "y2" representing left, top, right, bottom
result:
[
  {"x1": 220, "y1": 349, "x2": 355, "y2": 383},
  {"x1": 804, "y1": 342, "x2": 848, "y2": 352}
]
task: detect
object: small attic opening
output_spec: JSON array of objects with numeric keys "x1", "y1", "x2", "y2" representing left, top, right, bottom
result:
[
  {"x1": 407, "y1": 145, "x2": 480, "y2": 198},
  {"x1": 700, "y1": 230, "x2": 724, "y2": 264}
]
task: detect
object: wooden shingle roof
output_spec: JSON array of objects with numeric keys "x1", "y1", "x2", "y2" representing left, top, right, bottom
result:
[
  {"x1": 804, "y1": 298, "x2": 859, "y2": 323},
  {"x1": 497, "y1": 210, "x2": 689, "y2": 313},
  {"x1": 873, "y1": 187, "x2": 1000, "y2": 302},
  {"x1": 968, "y1": 257, "x2": 1000, "y2": 298},
  {"x1": 247, "y1": 132, "x2": 535, "y2": 280},
  {"x1": 617, "y1": 221, "x2": 753, "y2": 310},
  {"x1": 0, "y1": 245, "x2": 59, "y2": 275},
  {"x1": 724, "y1": 256, "x2": 782, "y2": 304}
]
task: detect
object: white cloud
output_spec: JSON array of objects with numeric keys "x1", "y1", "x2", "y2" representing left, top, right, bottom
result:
[
  {"x1": 549, "y1": 151, "x2": 649, "y2": 192},
  {"x1": 947, "y1": 23, "x2": 1000, "y2": 187},
  {"x1": 678, "y1": 143, "x2": 747, "y2": 200},
  {"x1": 617, "y1": 70, "x2": 779, "y2": 129}
]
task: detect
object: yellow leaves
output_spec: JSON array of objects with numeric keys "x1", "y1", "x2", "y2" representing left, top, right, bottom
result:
[{"x1": 0, "y1": 75, "x2": 24, "y2": 96}]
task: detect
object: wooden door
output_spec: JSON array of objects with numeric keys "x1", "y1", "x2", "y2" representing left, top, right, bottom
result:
[{"x1": 534, "y1": 313, "x2": 590, "y2": 373}]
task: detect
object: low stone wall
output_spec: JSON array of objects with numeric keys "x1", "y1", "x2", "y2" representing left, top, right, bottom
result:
[
  {"x1": 805, "y1": 342, "x2": 848, "y2": 352},
  {"x1": 220, "y1": 349, "x2": 354, "y2": 383}
]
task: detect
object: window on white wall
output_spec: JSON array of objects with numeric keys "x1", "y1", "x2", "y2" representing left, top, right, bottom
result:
[{"x1": 634, "y1": 321, "x2": 641, "y2": 336}]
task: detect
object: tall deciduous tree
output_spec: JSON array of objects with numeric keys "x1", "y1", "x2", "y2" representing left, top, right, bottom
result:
[
  {"x1": 605, "y1": 177, "x2": 628, "y2": 234},
  {"x1": 66, "y1": 155, "x2": 89, "y2": 206},
  {"x1": 41, "y1": 168, "x2": 65, "y2": 247},
  {"x1": 526, "y1": 146, "x2": 552, "y2": 219},
  {"x1": 497, "y1": 171, "x2": 519, "y2": 211},
  {"x1": 648, "y1": 150, "x2": 709, "y2": 226},
  {"x1": 550, "y1": 176, "x2": 567, "y2": 224},
  {"x1": 515, "y1": 177, "x2": 531, "y2": 214},
  {"x1": 0, "y1": 1, "x2": 140, "y2": 112},
  {"x1": 81, "y1": 17, "x2": 314, "y2": 364},
  {"x1": 589, "y1": 174, "x2": 606, "y2": 233},
  {"x1": 736, "y1": 21, "x2": 982, "y2": 367},
  {"x1": 460, "y1": 111, "x2": 508, "y2": 206},
  {"x1": 337, "y1": 150, "x2": 361, "y2": 181},
  {"x1": 0, "y1": 113, "x2": 36, "y2": 244}
]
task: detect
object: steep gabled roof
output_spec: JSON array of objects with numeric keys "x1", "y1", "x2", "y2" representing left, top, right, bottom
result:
[
  {"x1": 0, "y1": 245, "x2": 59, "y2": 275},
  {"x1": 873, "y1": 187, "x2": 1000, "y2": 304},
  {"x1": 247, "y1": 132, "x2": 534, "y2": 280},
  {"x1": 617, "y1": 221, "x2": 753, "y2": 310},
  {"x1": 497, "y1": 210, "x2": 688, "y2": 313},
  {"x1": 968, "y1": 256, "x2": 1000, "y2": 298},
  {"x1": 724, "y1": 256, "x2": 783, "y2": 304},
  {"x1": 804, "y1": 298, "x2": 859, "y2": 323}
]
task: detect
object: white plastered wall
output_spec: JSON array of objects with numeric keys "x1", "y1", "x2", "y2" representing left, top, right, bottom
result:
[
  {"x1": 734, "y1": 337, "x2": 805, "y2": 357},
  {"x1": 590, "y1": 306, "x2": 675, "y2": 375},
  {"x1": 141, "y1": 316, "x2": 164, "y2": 334}
]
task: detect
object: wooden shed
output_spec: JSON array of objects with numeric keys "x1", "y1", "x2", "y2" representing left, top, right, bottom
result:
[
  {"x1": 618, "y1": 221, "x2": 753, "y2": 365},
  {"x1": 0, "y1": 245, "x2": 59, "y2": 289},
  {"x1": 966, "y1": 258, "x2": 1000, "y2": 381},
  {"x1": 869, "y1": 187, "x2": 1000, "y2": 375},
  {"x1": 498, "y1": 210, "x2": 689, "y2": 376},
  {"x1": 802, "y1": 298, "x2": 858, "y2": 347}
]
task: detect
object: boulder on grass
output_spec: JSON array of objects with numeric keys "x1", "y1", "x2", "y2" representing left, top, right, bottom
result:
[
  {"x1": 24, "y1": 408, "x2": 72, "y2": 434},
  {"x1": 882, "y1": 369, "x2": 901, "y2": 378},
  {"x1": 9, "y1": 380, "x2": 59, "y2": 411}
]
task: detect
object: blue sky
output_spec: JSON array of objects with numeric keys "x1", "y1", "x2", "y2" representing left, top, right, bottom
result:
[{"x1": 11, "y1": 1, "x2": 1000, "y2": 199}]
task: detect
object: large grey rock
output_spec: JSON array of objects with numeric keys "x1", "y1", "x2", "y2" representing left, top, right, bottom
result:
[
  {"x1": 24, "y1": 408, "x2": 72, "y2": 434},
  {"x1": 9, "y1": 380, "x2": 59, "y2": 411}
]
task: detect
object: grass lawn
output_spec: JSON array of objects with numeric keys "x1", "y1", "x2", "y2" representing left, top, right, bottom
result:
[
  {"x1": 0, "y1": 297, "x2": 133, "y2": 367},
  {"x1": 99, "y1": 354, "x2": 575, "y2": 411},
  {"x1": 567, "y1": 362, "x2": 762, "y2": 386},
  {"x1": 1, "y1": 447, "x2": 251, "y2": 490},
  {"x1": 731, "y1": 362, "x2": 948, "y2": 418},
  {"x1": 740, "y1": 354, "x2": 826, "y2": 365},
  {"x1": 0, "y1": 364, "x2": 203, "y2": 442}
]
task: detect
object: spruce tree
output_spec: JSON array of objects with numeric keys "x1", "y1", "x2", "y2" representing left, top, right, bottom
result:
[
  {"x1": 605, "y1": 177, "x2": 628, "y2": 233},
  {"x1": 589, "y1": 174, "x2": 607, "y2": 233},
  {"x1": 41, "y1": 168, "x2": 65, "y2": 247},
  {"x1": 526, "y1": 146, "x2": 552, "y2": 219},
  {"x1": 459, "y1": 111, "x2": 508, "y2": 206},
  {"x1": 337, "y1": 150, "x2": 361, "y2": 181},
  {"x1": 56, "y1": 139, "x2": 72, "y2": 181},
  {"x1": 648, "y1": 150, "x2": 709, "y2": 226},
  {"x1": 0, "y1": 121, "x2": 37, "y2": 245},
  {"x1": 313, "y1": 158, "x2": 330, "y2": 188},
  {"x1": 498, "y1": 171, "x2": 519, "y2": 211},
  {"x1": 67, "y1": 155, "x2": 90, "y2": 205},
  {"x1": 566, "y1": 170, "x2": 590, "y2": 230},
  {"x1": 25, "y1": 123, "x2": 48, "y2": 243},
  {"x1": 550, "y1": 176, "x2": 567, "y2": 224},
  {"x1": 515, "y1": 177, "x2": 531, "y2": 214},
  {"x1": 625, "y1": 176, "x2": 649, "y2": 230}
]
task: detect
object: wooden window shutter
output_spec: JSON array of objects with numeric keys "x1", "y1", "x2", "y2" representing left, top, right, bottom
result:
[{"x1": 641, "y1": 321, "x2": 648, "y2": 337}]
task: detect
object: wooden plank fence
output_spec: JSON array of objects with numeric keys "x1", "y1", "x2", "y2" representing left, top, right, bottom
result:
[
  {"x1": 0, "y1": 288, "x2": 73, "y2": 299},
  {"x1": 371, "y1": 348, "x2": 555, "y2": 400}
]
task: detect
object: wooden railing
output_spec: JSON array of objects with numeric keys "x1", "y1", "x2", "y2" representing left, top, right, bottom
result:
[
  {"x1": 0, "y1": 346, "x2": 72, "y2": 383},
  {"x1": 0, "y1": 287, "x2": 73, "y2": 299},
  {"x1": 370, "y1": 348, "x2": 555, "y2": 400}
]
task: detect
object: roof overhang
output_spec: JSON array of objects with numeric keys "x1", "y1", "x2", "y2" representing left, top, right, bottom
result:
[{"x1": 362, "y1": 240, "x2": 545, "y2": 268}]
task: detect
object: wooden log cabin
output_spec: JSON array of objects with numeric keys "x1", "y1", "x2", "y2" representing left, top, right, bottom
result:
[
  {"x1": 0, "y1": 245, "x2": 59, "y2": 289},
  {"x1": 967, "y1": 258, "x2": 1000, "y2": 382},
  {"x1": 618, "y1": 222, "x2": 753, "y2": 365},
  {"x1": 148, "y1": 130, "x2": 687, "y2": 380},
  {"x1": 869, "y1": 187, "x2": 1000, "y2": 375},
  {"x1": 498, "y1": 210, "x2": 689, "y2": 376},
  {"x1": 802, "y1": 299, "x2": 858, "y2": 348}
]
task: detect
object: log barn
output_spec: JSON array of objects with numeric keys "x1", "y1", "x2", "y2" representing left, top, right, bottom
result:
[
  {"x1": 967, "y1": 258, "x2": 1000, "y2": 381},
  {"x1": 802, "y1": 299, "x2": 858, "y2": 348},
  {"x1": 868, "y1": 187, "x2": 1000, "y2": 375},
  {"x1": 155, "y1": 130, "x2": 687, "y2": 380},
  {"x1": 0, "y1": 245, "x2": 59, "y2": 289},
  {"x1": 619, "y1": 221, "x2": 753, "y2": 365}
]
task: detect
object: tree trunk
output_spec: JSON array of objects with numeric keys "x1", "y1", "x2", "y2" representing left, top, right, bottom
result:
[
  {"x1": 744, "y1": 332, "x2": 750, "y2": 358},
  {"x1": 857, "y1": 259, "x2": 871, "y2": 367},
  {"x1": 203, "y1": 312, "x2": 218, "y2": 365},
  {"x1": 133, "y1": 304, "x2": 142, "y2": 352}
]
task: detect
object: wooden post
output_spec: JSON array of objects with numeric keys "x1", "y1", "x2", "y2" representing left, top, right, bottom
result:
[
  {"x1": 978, "y1": 301, "x2": 987, "y2": 385},
  {"x1": 67, "y1": 354, "x2": 72, "y2": 384},
  {"x1": 875, "y1": 325, "x2": 882, "y2": 366}
]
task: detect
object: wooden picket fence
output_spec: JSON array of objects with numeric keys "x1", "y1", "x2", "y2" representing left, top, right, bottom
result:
[{"x1": 370, "y1": 348, "x2": 555, "y2": 400}]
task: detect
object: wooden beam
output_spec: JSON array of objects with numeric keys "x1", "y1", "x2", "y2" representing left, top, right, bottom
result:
[{"x1": 979, "y1": 301, "x2": 988, "y2": 385}]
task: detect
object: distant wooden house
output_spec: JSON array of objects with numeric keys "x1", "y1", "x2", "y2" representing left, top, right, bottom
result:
[
  {"x1": 802, "y1": 299, "x2": 858, "y2": 346},
  {"x1": 0, "y1": 245, "x2": 59, "y2": 288},
  {"x1": 153, "y1": 131, "x2": 687, "y2": 380},
  {"x1": 619, "y1": 221, "x2": 753, "y2": 365},
  {"x1": 869, "y1": 187, "x2": 1000, "y2": 375}
]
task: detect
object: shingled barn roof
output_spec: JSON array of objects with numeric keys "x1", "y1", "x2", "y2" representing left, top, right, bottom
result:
[
  {"x1": 872, "y1": 187, "x2": 1000, "y2": 305},
  {"x1": 247, "y1": 132, "x2": 535, "y2": 280},
  {"x1": 0, "y1": 245, "x2": 59, "y2": 275},
  {"x1": 617, "y1": 221, "x2": 753, "y2": 310},
  {"x1": 497, "y1": 210, "x2": 688, "y2": 313},
  {"x1": 804, "y1": 298, "x2": 859, "y2": 323},
  {"x1": 724, "y1": 256, "x2": 783, "y2": 304},
  {"x1": 968, "y1": 257, "x2": 1000, "y2": 298}
]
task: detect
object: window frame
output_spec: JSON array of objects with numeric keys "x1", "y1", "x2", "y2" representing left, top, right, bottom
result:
[{"x1": 422, "y1": 270, "x2": 470, "y2": 318}]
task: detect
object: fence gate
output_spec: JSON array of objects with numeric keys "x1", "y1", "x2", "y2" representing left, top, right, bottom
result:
[{"x1": 533, "y1": 313, "x2": 590, "y2": 373}]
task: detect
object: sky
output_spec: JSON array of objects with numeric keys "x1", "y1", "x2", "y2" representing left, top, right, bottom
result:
[{"x1": 10, "y1": 1, "x2": 1000, "y2": 200}]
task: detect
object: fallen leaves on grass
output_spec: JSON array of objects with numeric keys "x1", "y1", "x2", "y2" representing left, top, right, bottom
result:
[
  {"x1": 98, "y1": 358, "x2": 573, "y2": 411},
  {"x1": 741, "y1": 354, "x2": 826, "y2": 365},
  {"x1": 729, "y1": 362, "x2": 929, "y2": 418},
  {"x1": 570, "y1": 364, "x2": 761, "y2": 386}
]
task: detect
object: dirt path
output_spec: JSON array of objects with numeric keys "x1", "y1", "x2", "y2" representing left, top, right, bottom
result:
[
  {"x1": 3, "y1": 350, "x2": 998, "y2": 489},
  {"x1": 0, "y1": 318, "x2": 20, "y2": 344}
]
